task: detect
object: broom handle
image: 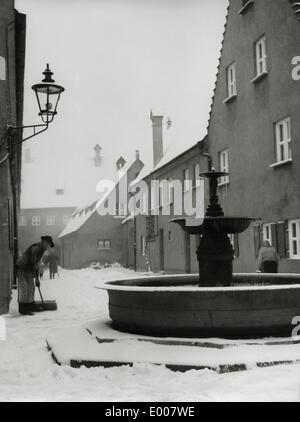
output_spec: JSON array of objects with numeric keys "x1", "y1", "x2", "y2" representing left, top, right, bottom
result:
[
  {"x1": 36, "y1": 276, "x2": 44, "y2": 305},
  {"x1": 38, "y1": 286, "x2": 44, "y2": 305}
]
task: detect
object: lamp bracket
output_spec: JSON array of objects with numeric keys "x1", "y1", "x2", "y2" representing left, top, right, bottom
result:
[{"x1": 5, "y1": 123, "x2": 49, "y2": 149}]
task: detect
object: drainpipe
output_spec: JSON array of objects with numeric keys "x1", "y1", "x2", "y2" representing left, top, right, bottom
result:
[{"x1": 133, "y1": 213, "x2": 137, "y2": 272}]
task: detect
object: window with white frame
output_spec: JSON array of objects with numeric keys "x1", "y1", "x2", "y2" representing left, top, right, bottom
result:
[
  {"x1": 168, "y1": 178, "x2": 174, "y2": 204},
  {"x1": 46, "y1": 215, "x2": 55, "y2": 226},
  {"x1": 255, "y1": 36, "x2": 267, "y2": 77},
  {"x1": 239, "y1": 0, "x2": 254, "y2": 14},
  {"x1": 288, "y1": 220, "x2": 300, "y2": 259},
  {"x1": 194, "y1": 163, "x2": 201, "y2": 187},
  {"x1": 32, "y1": 216, "x2": 41, "y2": 226},
  {"x1": 275, "y1": 117, "x2": 292, "y2": 163},
  {"x1": 159, "y1": 184, "x2": 163, "y2": 208},
  {"x1": 141, "y1": 190, "x2": 148, "y2": 214},
  {"x1": 97, "y1": 239, "x2": 111, "y2": 250},
  {"x1": 0, "y1": 56, "x2": 6, "y2": 80},
  {"x1": 150, "y1": 180, "x2": 159, "y2": 211},
  {"x1": 226, "y1": 62, "x2": 237, "y2": 98},
  {"x1": 183, "y1": 169, "x2": 190, "y2": 192},
  {"x1": 118, "y1": 203, "x2": 126, "y2": 216},
  {"x1": 141, "y1": 235, "x2": 147, "y2": 255},
  {"x1": 19, "y1": 215, "x2": 27, "y2": 226},
  {"x1": 63, "y1": 215, "x2": 70, "y2": 225},
  {"x1": 219, "y1": 149, "x2": 229, "y2": 185},
  {"x1": 263, "y1": 223, "x2": 272, "y2": 245}
]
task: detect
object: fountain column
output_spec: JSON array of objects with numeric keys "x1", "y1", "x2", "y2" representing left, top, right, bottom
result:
[{"x1": 197, "y1": 171, "x2": 234, "y2": 287}]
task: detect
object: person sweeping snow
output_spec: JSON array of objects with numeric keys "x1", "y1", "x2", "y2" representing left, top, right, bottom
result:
[{"x1": 16, "y1": 236, "x2": 54, "y2": 315}]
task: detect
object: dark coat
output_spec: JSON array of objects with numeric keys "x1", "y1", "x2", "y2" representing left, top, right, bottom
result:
[
  {"x1": 47, "y1": 252, "x2": 58, "y2": 273},
  {"x1": 16, "y1": 243, "x2": 47, "y2": 274}
]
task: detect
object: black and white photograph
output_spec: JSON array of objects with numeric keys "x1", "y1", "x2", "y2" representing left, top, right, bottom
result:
[{"x1": 1, "y1": 0, "x2": 300, "y2": 403}]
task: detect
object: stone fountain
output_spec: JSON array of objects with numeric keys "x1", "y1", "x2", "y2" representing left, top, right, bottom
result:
[
  {"x1": 171, "y1": 170, "x2": 257, "y2": 287},
  {"x1": 102, "y1": 170, "x2": 300, "y2": 339}
]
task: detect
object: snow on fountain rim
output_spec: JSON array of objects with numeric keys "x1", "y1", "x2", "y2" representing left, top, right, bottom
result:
[{"x1": 95, "y1": 273, "x2": 300, "y2": 292}]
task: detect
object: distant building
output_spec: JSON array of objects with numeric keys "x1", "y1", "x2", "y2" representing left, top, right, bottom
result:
[
  {"x1": 18, "y1": 207, "x2": 76, "y2": 261},
  {"x1": 0, "y1": 0, "x2": 26, "y2": 314},
  {"x1": 59, "y1": 152, "x2": 143, "y2": 269},
  {"x1": 208, "y1": 0, "x2": 300, "y2": 272}
]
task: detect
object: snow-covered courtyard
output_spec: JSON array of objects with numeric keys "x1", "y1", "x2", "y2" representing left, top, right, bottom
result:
[{"x1": 1, "y1": 267, "x2": 300, "y2": 402}]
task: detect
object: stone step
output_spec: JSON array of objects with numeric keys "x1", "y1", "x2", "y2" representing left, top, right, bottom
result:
[{"x1": 45, "y1": 320, "x2": 300, "y2": 372}]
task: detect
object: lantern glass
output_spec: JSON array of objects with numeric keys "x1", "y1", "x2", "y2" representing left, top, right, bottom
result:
[{"x1": 32, "y1": 65, "x2": 65, "y2": 124}]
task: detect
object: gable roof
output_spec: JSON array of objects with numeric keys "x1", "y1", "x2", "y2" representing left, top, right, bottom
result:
[
  {"x1": 130, "y1": 134, "x2": 207, "y2": 190},
  {"x1": 59, "y1": 159, "x2": 142, "y2": 238},
  {"x1": 206, "y1": 1, "x2": 230, "y2": 134}
]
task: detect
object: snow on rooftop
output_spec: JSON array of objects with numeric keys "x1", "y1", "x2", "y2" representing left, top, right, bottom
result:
[
  {"x1": 130, "y1": 124, "x2": 206, "y2": 188},
  {"x1": 59, "y1": 160, "x2": 139, "y2": 238}
]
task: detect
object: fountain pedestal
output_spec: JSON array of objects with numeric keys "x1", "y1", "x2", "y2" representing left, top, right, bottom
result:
[{"x1": 197, "y1": 232, "x2": 234, "y2": 287}]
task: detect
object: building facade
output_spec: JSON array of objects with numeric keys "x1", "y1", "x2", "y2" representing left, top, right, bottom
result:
[
  {"x1": 18, "y1": 207, "x2": 76, "y2": 261},
  {"x1": 0, "y1": 0, "x2": 26, "y2": 314},
  {"x1": 208, "y1": 0, "x2": 300, "y2": 272}
]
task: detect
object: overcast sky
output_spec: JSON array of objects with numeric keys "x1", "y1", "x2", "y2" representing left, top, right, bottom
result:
[{"x1": 16, "y1": 0, "x2": 228, "y2": 208}]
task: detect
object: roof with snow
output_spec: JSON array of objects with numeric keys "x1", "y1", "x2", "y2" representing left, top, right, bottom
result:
[
  {"x1": 130, "y1": 128, "x2": 207, "y2": 189},
  {"x1": 59, "y1": 160, "x2": 142, "y2": 238}
]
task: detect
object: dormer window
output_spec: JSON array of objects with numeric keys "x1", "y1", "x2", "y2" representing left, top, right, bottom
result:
[
  {"x1": 0, "y1": 56, "x2": 6, "y2": 80},
  {"x1": 116, "y1": 156, "x2": 126, "y2": 170},
  {"x1": 56, "y1": 188, "x2": 64, "y2": 195},
  {"x1": 94, "y1": 144, "x2": 102, "y2": 167}
]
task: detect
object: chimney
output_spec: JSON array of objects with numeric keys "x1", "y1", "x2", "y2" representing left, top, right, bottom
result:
[
  {"x1": 135, "y1": 150, "x2": 140, "y2": 161},
  {"x1": 94, "y1": 144, "x2": 102, "y2": 167},
  {"x1": 116, "y1": 156, "x2": 126, "y2": 170},
  {"x1": 150, "y1": 110, "x2": 164, "y2": 167}
]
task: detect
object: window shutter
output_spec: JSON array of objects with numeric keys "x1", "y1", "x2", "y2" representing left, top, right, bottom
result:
[
  {"x1": 253, "y1": 224, "x2": 262, "y2": 258},
  {"x1": 270, "y1": 223, "x2": 278, "y2": 250},
  {"x1": 277, "y1": 221, "x2": 288, "y2": 258},
  {"x1": 285, "y1": 220, "x2": 290, "y2": 258},
  {"x1": 234, "y1": 234, "x2": 239, "y2": 257}
]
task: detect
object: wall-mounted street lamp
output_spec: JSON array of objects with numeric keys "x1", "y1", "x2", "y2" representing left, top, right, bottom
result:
[{"x1": 6, "y1": 64, "x2": 65, "y2": 149}]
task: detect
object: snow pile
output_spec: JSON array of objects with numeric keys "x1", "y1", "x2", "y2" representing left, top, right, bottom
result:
[{"x1": 0, "y1": 268, "x2": 300, "y2": 401}]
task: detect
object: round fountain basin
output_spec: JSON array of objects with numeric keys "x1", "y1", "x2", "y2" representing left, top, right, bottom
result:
[{"x1": 99, "y1": 274, "x2": 300, "y2": 338}]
